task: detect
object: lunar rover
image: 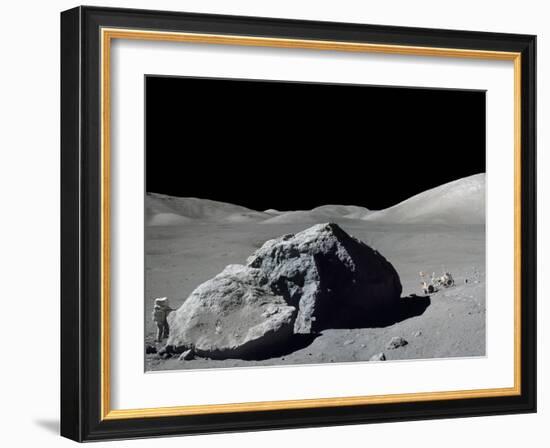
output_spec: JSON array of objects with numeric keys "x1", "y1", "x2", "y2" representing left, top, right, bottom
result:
[{"x1": 420, "y1": 270, "x2": 455, "y2": 294}]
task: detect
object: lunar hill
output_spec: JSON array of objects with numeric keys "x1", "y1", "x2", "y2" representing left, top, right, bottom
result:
[
  {"x1": 363, "y1": 173, "x2": 485, "y2": 225},
  {"x1": 145, "y1": 194, "x2": 373, "y2": 226},
  {"x1": 261, "y1": 205, "x2": 371, "y2": 224},
  {"x1": 146, "y1": 193, "x2": 268, "y2": 225}
]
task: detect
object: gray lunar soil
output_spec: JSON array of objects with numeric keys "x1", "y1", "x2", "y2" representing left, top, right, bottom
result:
[{"x1": 145, "y1": 174, "x2": 486, "y2": 371}]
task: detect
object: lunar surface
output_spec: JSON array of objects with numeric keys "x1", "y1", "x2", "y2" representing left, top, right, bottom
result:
[{"x1": 145, "y1": 173, "x2": 486, "y2": 371}]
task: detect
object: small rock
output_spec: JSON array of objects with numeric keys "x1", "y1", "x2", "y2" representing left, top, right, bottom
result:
[
  {"x1": 369, "y1": 352, "x2": 386, "y2": 361},
  {"x1": 360, "y1": 344, "x2": 366, "y2": 348},
  {"x1": 413, "y1": 331, "x2": 422, "y2": 337},
  {"x1": 386, "y1": 336, "x2": 408, "y2": 350},
  {"x1": 145, "y1": 345, "x2": 157, "y2": 354},
  {"x1": 179, "y1": 348, "x2": 195, "y2": 361},
  {"x1": 343, "y1": 339, "x2": 354, "y2": 346}
]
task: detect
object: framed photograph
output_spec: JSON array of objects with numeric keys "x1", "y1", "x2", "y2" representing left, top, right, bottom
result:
[{"x1": 60, "y1": 6, "x2": 536, "y2": 441}]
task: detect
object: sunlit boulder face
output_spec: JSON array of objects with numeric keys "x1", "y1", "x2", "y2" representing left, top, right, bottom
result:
[
  {"x1": 166, "y1": 265, "x2": 296, "y2": 359},
  {"x1": 246, "y1": 223, "x2": 403, "y2": 333}
]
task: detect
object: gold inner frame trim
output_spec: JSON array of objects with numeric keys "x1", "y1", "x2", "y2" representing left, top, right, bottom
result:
[{"x1": 100, "y1": 27, "x2": 522, "y2": 421}]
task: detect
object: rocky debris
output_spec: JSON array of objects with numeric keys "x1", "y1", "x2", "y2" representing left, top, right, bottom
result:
[
  {"x1": 145, "y1": 345, "x2": 157, "y2": 354},
  {"x1": 166, "y1": 265, "x2": 296, "y2": 359},
  {"x1": 158, "y1": 346, "x2": 174, "y2": 359},
  {"x1": 413, "y1": 331, "x2": 422, "y2": 337},
  {"x1": 369, "y1": 352, "x2": 386, "y2": 361},
  {"x1": 247, "y1": 223, "x2": 402, "y2": 333},
  {"x1": 178, "y1": 347, "x2": 195, "y2": 361},
  {"x1": 386, "y1": 336, "x2": 408, "y2": 350},
  {"x1": 343, "y1": 339, "x2": 355, "y2": 346}
]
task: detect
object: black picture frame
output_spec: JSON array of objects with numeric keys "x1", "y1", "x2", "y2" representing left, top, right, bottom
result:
[{"x1": 61, "y1": 6, "x2": 536, "y2": 442}]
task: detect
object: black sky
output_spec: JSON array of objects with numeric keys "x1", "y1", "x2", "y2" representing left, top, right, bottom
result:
[{"x1": 146, "y1": 76, "x2": 485, "y2": 211}]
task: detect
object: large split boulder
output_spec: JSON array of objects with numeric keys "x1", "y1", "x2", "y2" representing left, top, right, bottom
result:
[
  {"x1": 167, "y1": 223, "x2": 402, "y2": 358},
  {"x1": 246, "y1": 223, "x2": 402, "y2": 333},
  {"x1": 166, "y1": 264, "x2": 296, "y2": 358}
]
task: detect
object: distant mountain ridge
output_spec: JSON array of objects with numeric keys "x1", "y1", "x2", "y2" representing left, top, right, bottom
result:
[
  {"x1": 261, "y1": 205, "x2": 371, "y2": 224},
  {"x1": 146, "y1": 174, "x2": 485, "y2": 226}
]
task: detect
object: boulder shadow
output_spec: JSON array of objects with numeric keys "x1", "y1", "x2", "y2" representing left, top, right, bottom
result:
[
  {"x1": 329, "y1": 294, "x2": 431, "y2": 329},
  {"x1": 235, "y1": 295, "x2": 430, "y2": 360},
  {"x1": 205, "y1": 295, "x2": 430, "y2": 361},
  {"x1": 239, "y1": 333, "x2": 321, "y2": 361}
]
